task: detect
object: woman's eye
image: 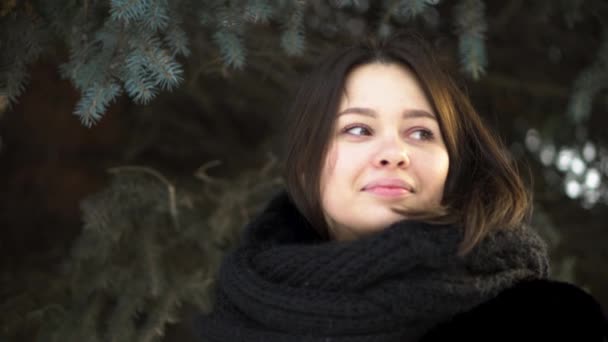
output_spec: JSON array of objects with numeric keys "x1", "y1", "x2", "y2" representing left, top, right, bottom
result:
[
  {"x1": 344, "y1": 125, "x2": 371, "y2": 136},
  {"x1": 410, "y1": 129, "x2": 434, "y2": 141}
]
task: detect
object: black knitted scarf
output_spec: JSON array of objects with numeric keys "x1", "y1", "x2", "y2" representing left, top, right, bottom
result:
[{"x1": 196, "y1": 191, "x2": 549, "y2": 342}]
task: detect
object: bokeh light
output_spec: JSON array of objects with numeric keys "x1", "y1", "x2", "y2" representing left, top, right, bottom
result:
[
  {"x1": 540, "y1": 144, "x2": 556, "y2": 166},
  {"x1": 525, "y1": 129, "x2": 541, "y2": 152},
  {"x1": 527, "y1": 131, "x2": 606, "y2": 208},
  {"x1": 583, "y1": 141, "x2": 596, "y2": 162},
  {"x1": 585, "y1": 168, "x2": 601, "y2": 189},
  {"x1": 570, "y1": 157, "x2": 586, "y2": 175},
  {"x1": 557, "y1": 148, "x2": 575, "y2": 171},
  {"x1": 565, "y1": 178, "x2": 582, "y2": 199}
]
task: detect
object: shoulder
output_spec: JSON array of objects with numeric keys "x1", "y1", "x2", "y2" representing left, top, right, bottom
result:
[{"x1": 420, "y1": 279, "x2": 607, "y2": 341}]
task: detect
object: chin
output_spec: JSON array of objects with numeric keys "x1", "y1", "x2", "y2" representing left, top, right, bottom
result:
[{"x1": 357, "y1": 214, "x2": 405, "y2": 232}]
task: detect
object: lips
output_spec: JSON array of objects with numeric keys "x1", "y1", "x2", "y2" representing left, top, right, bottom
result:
[{"x1": 362, "y1": 178, "x2": 414, "y2": 192}]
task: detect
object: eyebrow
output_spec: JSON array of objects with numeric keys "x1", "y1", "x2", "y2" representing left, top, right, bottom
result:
[{"x1": 337, "y1": 107, "x2": 436, "y2": 121}]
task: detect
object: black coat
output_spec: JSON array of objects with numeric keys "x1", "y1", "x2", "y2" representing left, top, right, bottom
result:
[{"x1": 420, "y1": 279, "x2": 607, "y2": 341}]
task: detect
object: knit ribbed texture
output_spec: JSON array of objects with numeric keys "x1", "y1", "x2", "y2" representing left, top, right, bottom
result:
[{"x1": 196, "y1": 191, "x2": 549, "y2": 341}]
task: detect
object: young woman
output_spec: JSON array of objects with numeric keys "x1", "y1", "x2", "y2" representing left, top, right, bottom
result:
[{"x1": 195, "y1": 33, "x2": 607, "y2": 341}]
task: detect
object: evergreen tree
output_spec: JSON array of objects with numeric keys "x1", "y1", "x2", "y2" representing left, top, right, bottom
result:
[
  {"x1": 1, "y1": 0, "x2": 492, "y2": 126},
  {"x1": 37, "y1": 159, "x2": 281, "y2": 342},
  {"x1": 1, "y1": 1, "x2": 607, "y2": 341},
  {"x1": 2, "y1": 1, "x2": 606, "y2": 129}
]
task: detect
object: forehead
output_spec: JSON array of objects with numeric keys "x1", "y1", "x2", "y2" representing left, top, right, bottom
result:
[{"x1": 340, "y1": 62, "x2": 433, "y2": 112}]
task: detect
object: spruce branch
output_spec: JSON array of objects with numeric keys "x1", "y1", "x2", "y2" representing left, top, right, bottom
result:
[
  {"x1": 19, "y1": 158, "x2": 282, "y2": 341},
  {"x1": 110, "y1": 0, "x2": 151, "y2": 24},
  {"x1": 213, "y1": 29, "x2": 246, "y2": 69},
  {"x1": 0, "y1": 12, "x2": 45, "y2": 106},
  {"x1": 74, "y1": 82, "x2": 122, "y2": 127},
  {"x1": 244, "y1": 0, "x2": 274, "y2": 23},
  {"x1": 144, "y1": 0, "x2": 169, "y2": 31},
  {"x1": 123, "y1": 69, "x2": 158, "y2": 104},
  {"x1": 453, "y1": 0, "x2": 487, "y2": 80},
  {"x1": 137, "y1": 289, "x2": 179, "y2": 342},
  {"x1": 163, "y1": 21, "x2": 190, "y2": 57},
  {"x1": 280, "y1": 1, "x2": 306, "y2": 56},
  {"x1": 3, "y1": 0, "x2": 606, "y2": 129},
  {"x1": 105, "y1": 295, "x2": 141, "y2": 342},
  {"x1": 108, "y1": 166, "x2": 180, "y2": 230},
  {"x1": 392, "y1": 0, "x2": 429, "y2": 22},
  {"x1": 567, "y1": 32, "x2": 608, "y2": 124},
  {"x1": 140, "y1": 232, "x2": 164, "y2": 297}
]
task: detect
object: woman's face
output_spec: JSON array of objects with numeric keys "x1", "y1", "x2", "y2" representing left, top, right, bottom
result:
[{"x1": 320, "y1": 62, "x2": 450, "y2": 240}]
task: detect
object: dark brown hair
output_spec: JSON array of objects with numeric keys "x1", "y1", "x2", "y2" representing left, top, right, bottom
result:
[{"x1": 282, "y1": 32, "x2": 531, "y2": 255}]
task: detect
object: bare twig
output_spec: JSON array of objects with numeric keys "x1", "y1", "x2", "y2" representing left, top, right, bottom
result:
[
  {"x1": 194, "y1": 160, "x2": 223, "y2": 183},
  {"x1": 107, "y1": 166, "x2": 180, "y2": 230}
]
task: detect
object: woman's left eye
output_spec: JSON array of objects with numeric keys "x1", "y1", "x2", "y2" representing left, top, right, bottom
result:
[
  {"x1": 344, "y1": 125, "x2": 371, "y2": 136},
  {"x1": 409, "y1": 129, "x2": 434, "y2": 141}
]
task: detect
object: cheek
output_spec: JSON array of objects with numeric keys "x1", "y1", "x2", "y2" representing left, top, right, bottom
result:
[
  {"x1": 440, "y1": 153, "x2": 450, "y2": 185},
  {"x1": 321, "y1": 147, "x2": 338, "y2": 190},
  {"x1": 321, "y1": 142, "x2": 374, "y2": 194},
  {"x1": 427, "y1": 151, "x2": 450, "y2": 200},
  {"x1": 323, "y1": 144, "x2": 369, "y2": 195}
]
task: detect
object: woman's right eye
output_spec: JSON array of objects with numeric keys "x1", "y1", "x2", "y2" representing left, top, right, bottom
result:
[{"x1": 344, "y1": 125, "x2": 372, "y2": 136}]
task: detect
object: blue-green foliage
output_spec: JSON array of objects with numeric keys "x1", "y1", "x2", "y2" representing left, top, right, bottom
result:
[
  {"x1": 453, "y1": 0, "x2": 487, "y2": 80},
  {"x1": 280, "y1": 2, "x2": 305, "y2": 56},
  {"x1": 458, "y1": 34, "x2": 487, "y2": 80},
  {"x1": 329, "y1": 0, "x2": 372, "y2": 10},
  {"x1": 126, "y1": 30, "x2": 184, "y2": 91},
  {"x1": 0, "y1": 14, "x2": 46, "y2": 106},
  {"x1": 145, "y1": 0, "x2": 170, "y2": 31},
  {"x1": 244, "y1": 0, "x2": 274, "y2": 23},
  {"x1": 281, "y1": 28, "x2": 305, "y2": 57},
  {"x1": 377, "y1": 0, "x2": 440, "y2": 31},
  {"x1": 60, "y1": 22, "x2": 119, "y2": 92},
  {"x1": 393, "y1": 0, "x2": 429, "y2": 21},
  {"x1": 53, "y1": 173, "x2": 190, "y2": 342},
  {"x1": 124, "y1": 53, "x2": 158, "y2": 105},
  {"x1": 37, "y1": 163, "x2": 282, "y2": 342},
  {"x1": 8, "y1": 0, "x2": 587, "y2": 128},
  {"x1": 213, "y1": 30, "x2": 247, "y2": 70},
  {"x1": 164, "y1": 21, "x2": 191, "y2": 57},
  {"x1": 110, "y1": 0, "x2": 152, "y2": 24},
  {"x1": 74, "y1": 83, "x2": 122, "y2": 127},
  {"x1": 205, "y1": 2, "x2": 248, "y2": 69},
  {"x1": 567, "y1": 34, "x2": 608, "y2": 124},
  {"x1": 61, "y1": 0, "x2": 185, "y2": 125}
]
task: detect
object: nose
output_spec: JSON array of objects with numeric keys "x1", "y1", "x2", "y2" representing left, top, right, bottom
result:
[{"x1": 373, "y1": 138, "x2": 410, "y2": 169}]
